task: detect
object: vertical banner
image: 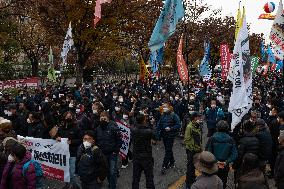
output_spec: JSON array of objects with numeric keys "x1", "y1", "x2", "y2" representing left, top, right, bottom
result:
[
  {"x1": 116, "y1": 121, "x2": 131, "y2": 159},
  {"x1": 17, "y1": 136, "x2": 70, "y2": 182},
  {"x1": 220, "y1": 44, "x2": 231, "y2": 80},
  {"x1": 139, "y1": 56, "x2": 149, "y2": 81},
  {"x1": 177, "y1": 35, "x2": 188, "y2": 82}
]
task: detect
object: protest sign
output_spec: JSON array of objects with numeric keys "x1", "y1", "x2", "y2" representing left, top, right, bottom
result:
[
  {"x1": 17, "y1": 136, "x2": 70, "y2": 182},
  {"x1": 116, "y1": 121, "x2": 131, "y2": 159}
]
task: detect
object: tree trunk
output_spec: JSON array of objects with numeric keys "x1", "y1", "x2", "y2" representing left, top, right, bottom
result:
[
  {"x1": 76, "y1": 62, "x2": 84, "y2": 84},
  {"x1": 31, "y1": 58, "x2": 39, "y2": 77}
]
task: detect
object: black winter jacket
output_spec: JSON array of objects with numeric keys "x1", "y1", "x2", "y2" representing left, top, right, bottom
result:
[
  {"x1": 57, "y1": 123, "x2": 81, "y2": 157},
  {"x1": 275, "y1": 146, "x2": 284, "y2": 189},
  {"x1": 76, "y1": 144, "x2": 108, "y2": 183},
  {"x1": 95, "y1": 122, "x2": 122, "y2": 155},
  {"x1": 132, "y1": 124, "x2": 156, "y2": 160},
  {"x1": 27, "y1": 121, "x2": 45, "y2": 138},
  {"x1": 256, "y1": 127, "x2": 273, "y2": 161}
]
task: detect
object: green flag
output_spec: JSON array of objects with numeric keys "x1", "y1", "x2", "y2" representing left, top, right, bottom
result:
[
  {"x1": 48, "y1": 46, "x2": 54, "y2": 64},
  {"x1": 47, "y1": 67, "x2": 56, "y2": 82},
  {"x1": 251, "y1": 56, "x2": 259, "y2": 75}
]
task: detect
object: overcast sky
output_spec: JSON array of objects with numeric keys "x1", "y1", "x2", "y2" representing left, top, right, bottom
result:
[{"x1": 203, "y1": 0, "x2": 280, "y2": 42}]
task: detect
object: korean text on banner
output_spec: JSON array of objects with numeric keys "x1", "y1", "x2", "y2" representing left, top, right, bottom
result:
[
  {"x1": 116, "y1": 121, "x2": 131, "y2": 159},
  {"x1": 270, "y1": 0, "x2": 284, "y2": 53},
  {"x1": 17, "y1": 136, "x2": 70, "y2": 182},
  {"x1": 177, "y1": 35, "x2": 188, "y2": 82},
  {"x1": 220, "y1": 44, "x2": 231, "y2": 80}
]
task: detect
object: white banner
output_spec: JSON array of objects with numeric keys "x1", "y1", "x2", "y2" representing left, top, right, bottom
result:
[
  {"x1": 116, "y1": 121, "x2": 130, "y2": 159},
  {"x1": 17, "y1": 136, "x2": 70, "y2": 182},
  {"x1": 229, "y1": 8, "x2": 253, "y2": 129}
]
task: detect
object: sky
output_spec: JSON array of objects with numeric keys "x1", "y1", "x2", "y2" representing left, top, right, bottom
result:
[{"x1": 204, "y1": 0, "x2": 280, "y2": 42}]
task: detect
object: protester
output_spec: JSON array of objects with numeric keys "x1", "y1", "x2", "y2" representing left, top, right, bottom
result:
[
  {"x1": 156, "y1": 102, "x2": 181, "y2": 174},
  {"x1": 27, "y1": 112, "x2": 45, "y2": 138},
  {"x1": 77, "y1": 130, "x2": 108, "y2": 189},
  {"x1": 184, "y1": 112, "x2": 202, "y2": 189},
  {"x1": 279, "y1": 111, "x2": 284, "y2": 131},
  {"x1": 237, "y1": 153, "x2": 269, "y2": 189},
  {"x1": 206, "y1": 120, "x2": 238, "y2": 188},
  {"x1": 131, "y1": 113, "x2": 156, "y2": 189},
  {"x1": 0, "y1": 143, "x2": 36, "y2": 189},
  {"x1": 191, "y1": 151, "x2": 223, "y2": 189},
  {"x1": 274, "y1": 131, "x2": 284, "y2": 189},
  {"x1": 8, "y1": 104, "x2": 28, "y2": 137},
  {"x1": 95, "y1": 111, "x2": 122, "y2": 189},
  {"x1": 204, "y1": 99, "x2": 225, "y2": 137}
]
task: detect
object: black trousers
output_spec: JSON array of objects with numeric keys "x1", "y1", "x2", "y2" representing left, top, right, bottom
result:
[
  {"x1": 132, "y1": 158, "x2": 155, "y2": 189},
  {"x1": 81, "y1": 180, "x2": 101, "y2": 189},
  {"x1": 217, "y1": 166, "x2": 229, "y2": 189},
  {"x1": 186, "y1": 150, "x2": 198, "y2": 188},
  {"x1": 122, "y1": 150, "x2": 133, "y2": 166},
  {"x1": 207, "y1": 128, "x2": 216, "y2": 137},
  {"x1": 162, "y1": 137, "x2": 175, "y2": 168}
]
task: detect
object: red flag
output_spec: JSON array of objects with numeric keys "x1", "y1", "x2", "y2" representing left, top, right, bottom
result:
[
  {"x1": 177, "y1": 35, "x2": 188, "y2": 82},
  {"x1": 94, "y1": 0, "x2": 112, "y2": 27},
  {"x1": 220, "y1": 44, "x2": 231, "y2": 80}
]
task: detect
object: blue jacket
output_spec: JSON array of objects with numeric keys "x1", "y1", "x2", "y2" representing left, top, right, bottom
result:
[
  {"x1": 157, "y1": 112, "x2": 181, "y2": 139},
  {"x1": 204, "y1": 107, "x2": 225, "y2": 129},
  {"x1": 206, "y1": 132, "x2": 238, "y2": 164}
]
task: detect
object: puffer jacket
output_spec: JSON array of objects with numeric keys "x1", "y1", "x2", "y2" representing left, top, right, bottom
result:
[
  {"x1": 132, "y1": 124, "x2": 156, "y2": 160},
  {"x1": 204, "y1": 107, "x2": 225, "y2": 129},
  {"x1": 237, "y1": 168, "x2": 268, "y2": 189},
  {"x1": 256, "y1": 126, "x2": 272, "y2": 161},
  {"x1": 0, "y1": 152, "x2": 36, "y2": 189},
  {"x1": 27, "y1": 121, "x2": 45, "y2": 139},
  {"x1": 275, "y1": 146, "x2": 284, "y2": 189},
  {"x1": 95, "y1": 121, "x2": 122, "y2": 155},
  {"x1": 206, "y1": 132, "x2": 238, "y2": 164},
  {"x1": 157, "y1": 112, "x2": 181, "y2": 139}
]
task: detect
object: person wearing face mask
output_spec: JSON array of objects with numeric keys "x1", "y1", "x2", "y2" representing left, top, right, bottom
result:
[
  {"x1": 27, "y1": 112, "x2": 45, "y2": 138},
  {"x1": 76, "y1": 104, "x2": 92, "y2": 138},
  {"x1": 184, "y1": 112, "x2": 203, "y2": 189},
  {"x1": 95, "y1": 112, "x2": 122, "y2": 189},
  {"x1": 156, "y1": 103, "x2": 181, "y2": 174},
  {"x1": 204, "y1": 100, "x2": 225, "y2": 137},
  {"x1": 112, "y1": 104, "x2": 123, "y2": 121},
  {"x1": 274, "y1": 131, "x2": 284, "y2": 189},
  {"x1": 279, "y1": 111, "x2": 284, "y2": 131},
  {"x1": 173, "y1": 94, "x2": 186, "y2": 125},
  {"x1": 55, "y1": 111, "x2": 81, "y2": 187},
  {"x1": 1, "y1": 143, "x2": 36, "y2": 189},
  {"x1": 7, "y1": 104, "x2": 28, "y2": 137},
  {"x1": 92, "y1": 102, "x2": 104, "y2": 129},
  {"x1": 77, "y1": 130, "x2": 108, "y2": 189}
]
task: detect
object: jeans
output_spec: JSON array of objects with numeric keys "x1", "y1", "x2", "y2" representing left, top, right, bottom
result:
[
  {"x1": 186, "y1": 150, "x2": 198, "y2": 188},
  {"x1": 132, "y1": 158, "x2": 155, "y2": 189},
  {"x1": 69, "y1": 157, "x2": 79, "y2": 186},
  {"x1": 81, "y1": 179, "x2": 101, "y2": 189},
  {"x1": 105, "y1": 153, "x2": 118, "y2": 189},
  {"x1": 162, "y1": 137, "x2": 175, "y2": 168}
]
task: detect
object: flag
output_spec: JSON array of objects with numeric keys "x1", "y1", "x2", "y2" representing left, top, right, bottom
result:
[
  {"x1": 270, "y1": 0, "x2": 284, "y2": 52},
  {"x1": 273, "y1": 45, "x2": 284, "y2": 60},
  {"x1": 251, "y1": 56, "x2": 259, "y2": 75},
  {"x1": 47, "y1": 67, "x2": 56, "y2": 82},
  {"x1": 199, "y1": 41, "x2": 211, "y2": 81},
  {"x1": 235, "y1": 6, "x2": 242, "y2": 41},
  {"x1": 150, "y1": 46, "x2": 164, "y2": 73},
  {"x1": 267, "y1": 44, "x2": 276, "y2": 63},
  {"x1": 177, "y1": 35, "x2": 188, "y2": 82},
  {"x1": 139, "y1": 56, "x2": 149, "y2": 81},
  {"x1": 228, "y1": 7, "x2": 252, "y2": 129},
  {"x1": 220, "y1": 44, "x2": 231, "y2": 80},
  {"x1": 148, "y1": 0, "x2": 184, "y2": 52},
  {"x1": 94, "y1": 0, "x2": 112, "y2": 27},
  {"x1": 48, "y1": 46, "x2": 54, "y2": 64},
  {"x1": 260, "y1": 41, "x2": 266, "y2": 62},
  {"x1": 61, "y1": 22, "x2": 74, "y2": 65},
  {"x1": 276, "y1": 59, "x2": 284, "y2": 70}
]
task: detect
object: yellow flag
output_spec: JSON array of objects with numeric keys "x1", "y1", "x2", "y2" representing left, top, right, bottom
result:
[
  {"x1": 235, "y1": 6, "x2": 243, "y2": 41},
  {"x1": 139, "y1": 56, "x2": 149, "y2": 81}
]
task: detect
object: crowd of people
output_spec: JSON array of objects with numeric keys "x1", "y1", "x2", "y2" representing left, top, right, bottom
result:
[{"x1": 0, "y1": 75, "x2": 282, "y2": 189}]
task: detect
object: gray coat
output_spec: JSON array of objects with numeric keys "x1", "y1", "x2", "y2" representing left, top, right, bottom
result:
[{"x1": 191, "y1": 174, "x2": 223, "y2": 189}]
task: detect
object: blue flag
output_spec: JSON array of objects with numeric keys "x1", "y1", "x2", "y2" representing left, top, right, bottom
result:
[
  {"x1": 276, "y1": 60, "x2": 283, "y2": 71},
  {"x1": 199, "y1": 41, "x2": 211, "y2": 77},
  {"x1": 150, "y1": 46, "x2": 164, "y2": 73},
  {"x1": 260, "y1": 41, "x2": 266, "y2": 62},
  {"x1": 148, "y1": 0, "x2": 184, "y2": 52},
  {"x1": 267, "y1": 45, "x2": 276, "y2": 64}
]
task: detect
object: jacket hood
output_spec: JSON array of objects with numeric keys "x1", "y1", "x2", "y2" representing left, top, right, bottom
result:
[
  {"x1": 213, "y1": 132, "x2": 231, "y2": 142},
  {"x1": 17, "y1": 151, "x2": 32, "y2": 166}
]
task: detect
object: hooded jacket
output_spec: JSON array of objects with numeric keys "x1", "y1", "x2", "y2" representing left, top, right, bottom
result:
[
  {"x1": 0, "y1": 152, "x2": 36, "y2": 189},
  {"x1": 206, "y1": 132, "x2": 238, "y2": 164},
  {"x1": 157, "y1": 112, "x2": 181, "y2": 139}
]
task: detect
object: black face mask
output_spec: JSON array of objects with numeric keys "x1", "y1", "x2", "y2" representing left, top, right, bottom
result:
[{"x1": 100, "y1": 120, "x2": 108, "y2": 128}]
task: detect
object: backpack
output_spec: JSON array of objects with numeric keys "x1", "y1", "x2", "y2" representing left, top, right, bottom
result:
[{"x1": 22, "y1": 160, "x2": 44, "y2": 188}]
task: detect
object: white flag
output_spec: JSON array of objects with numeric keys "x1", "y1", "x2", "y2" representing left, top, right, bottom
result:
[
  {"x1": 270, "y1": 0, "x2": 284, "y2": 55},
  {"x1": 61, "y1": 22, "x2": 74, "y2": 65},
  {"x1": 228, "y1": 8, "x2": 253, "y2": 129}
]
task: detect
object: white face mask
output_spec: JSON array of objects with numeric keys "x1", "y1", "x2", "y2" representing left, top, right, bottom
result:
[
  {"x1": 45, "y1": 99, "x2": 49, "y2": 103},
  {"x1": 23, "y1": 96, "x2": 27, "y2": 100},
  {"x1": 170, "y1": 97, "x2": 173, "y2": 101},
  {"x1": 211, "y1": 105, "x2": 216, "y2": 109},
  {"x1": 190, "y1": 96, "x2": 195, "y2": 100},
  {"x1": 113, "y1": 96, "x2": 117, "y2": 99},
  {"x1": 123, "y1": 114, "x2": 128, "y2": 120},
  {"x1": 266, "y1": 104, "x2": 271, "y2": 108},
  {"x1": 76, "y1": 109, "x2": 80, "y2": 114},
  {"x1": 115, "y1": 107, "x2": 120, "y2": 112},
  {"x1": 6, "y1": 111, "x2": 12, "y2": 116},
  {"x1": 269, "y1": 111, "x2": 273, "y2": 116},
  {"x1": 83, "y1": 141, "x2": 92, "y2": 149},
  {"x1": 8, "y1": 154, "x2": 14, "y2": 162},
  {"x1": 69, "y1": 103, "x2": 74, "y2": 108},
  {"x1": 163, "y1": 107, "x2": 169, "y2": 113},
  {"x1": 93, "y1": 109, "x2": 98, "y2": 114},
  {"x1": 175, "y1": 97, "x2": 179, "y2": 101},
  {"x1": 27, "y1": 118, "x2": 31, "y2": 123},
  {"x1": 118, "y1": 98, "x2": 124, "y2": 103}
]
